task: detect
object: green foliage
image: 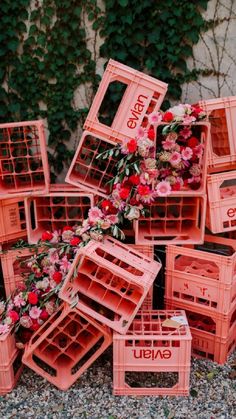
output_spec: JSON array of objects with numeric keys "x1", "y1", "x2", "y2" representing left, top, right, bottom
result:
[
  {"x1": 0, "y1": 0, "x2": 209, "y2": 177},
  {"x1": 100, "y1": 0, "x2": 209, "y2": 108}
]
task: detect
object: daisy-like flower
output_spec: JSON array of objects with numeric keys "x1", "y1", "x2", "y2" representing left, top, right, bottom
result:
[
  {"x1": 13, "y1": 293, "x2": 26, "y2": 308},
  {"x1": 162, "y1": 138, "x2": 176, "y2": 150},
  {"x1": 181, "y1": 147, "x2": 193, "y2": 161},
  {"x1": 59, "y1": 255, "x2": 71, "y2": 274},
  {"x1": 169, "y1": 151, "x2": 182, "y2": 166},
  {"x1": 106, "y1": 214, "x2": 119, "y2": 224},
  {"x1": 194, "y1": 144, "x2": 204, "y2": 158},
  {"x1": 179, "y1": 127, "x2": 192, "y2": 139},
  {"x1": 48, "y1": 248, "x2": 60, "y2": 264},
  {"x1": 29, "y1": 306, "x2": 42, "y2": 319},
  {"x1": 0, "y1": 324, "x2": 10, "y2": 334},
  {"x1": 136, "y1": 126, "x2": 147, "y2": 140},
  {"x1": 156, "y1": 180, "x2": 172, "y2": 197},
  {"x1": 148, "y1": 111, "x2": 162, "y2": 125}
]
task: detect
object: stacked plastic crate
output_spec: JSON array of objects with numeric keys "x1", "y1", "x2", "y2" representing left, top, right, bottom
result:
[{"x1": 164, "y1": 96, "x2": 236, "y2": 364}]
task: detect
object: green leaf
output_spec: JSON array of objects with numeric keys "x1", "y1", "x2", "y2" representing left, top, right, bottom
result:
[{"x1": 118, "y1": 0, "x2": 128, "y2": 6}]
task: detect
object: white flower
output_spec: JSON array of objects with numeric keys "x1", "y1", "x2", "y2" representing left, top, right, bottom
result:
[
  {"x1": 169, "y1": 105, "x2": 186, "y2": 117},
  {"x1": 125, "y1": 206, "x2": 140, "y2": 221}
]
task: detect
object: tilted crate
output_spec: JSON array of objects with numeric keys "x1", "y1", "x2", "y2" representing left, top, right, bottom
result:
[
  {"x1": 65, "y1": 131, "x2": 119, "y2": 198},
  {"x1": 165, "y1": 235, "x2": 236, "y2": 315},
  {"x1": 59, "y1": 237, "x2": 161, "y2": 334},
  {"x1": 113, "y1": 310, "x2": 192, "y2": 396},
  {"x1": 198, "y1": 96, "x2": 236, "y2": 173},
  {"x1": 22, "y1": 303, "x2": 112, "y2": 390},
  {"x1": 25, "y1": 191, "x2": 94, "y2": 243},
  {"x1": 0, "y1": 245, "x2": 40, "y2": 297},
  {"x1": 0, "y1": 197, "x2": 27, "y2": 244},
  {"x1": 134, "y1": 195, "x2": 206, "y2": 245},
  {"x1": 206, "y1": 170, "x2": 236, "y2": 233},
  {"x1": 165, "y1": 298, "x2": 236, "y2": 364},
  {"x1": 84, "y1": 59, "x2": 167, "y2": 143},
  {"x1": 0, "y1": 120, "x2": 49, "y2": 198}
]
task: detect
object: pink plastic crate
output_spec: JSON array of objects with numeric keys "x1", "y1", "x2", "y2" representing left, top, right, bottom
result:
[
  {"x1": 165, "y1": 298, "x2": 236, "y2": 364},
  {"x1": 113, "y1": 310, "x2": 191, "y2": 396},
  {"x1": 130, "y1": 245, "x2": 155, "y2": 310},
  {"x1": 0, "y1": 246, "x2": 41, "y2": 297},
  {"x1": 0, "y1": 197, "x2": 27, "y2": 244},
  {"x1": 0, "y1": 120, "x2": 49, "y2": 197},
  {"x1": 206, "y1": 170, "x2": 236, "y2": 233},
  {"x1": 198, "y1": 96, "x2": 236, "y2": 173},
  {"x1": 84, "y1": 59, "x2": 167, "y2": 143},
  {"x1": 22, "y1": 303, "x2": 112, "y2": 390},
  {"x1": 0, "y1": 328, "x2": 17, "y2": 367},
  {"x1": 134, "y1": 195, "x2": 206, "y2": 245},
  {"x1": 165, "y1": 235, "x2": 236, "y2": 315},
  {"x1": 0, "y1": 350, "x2": 23, "y2": 395},
  {"x1": 66, "y1": 131, "x2": 119, "y2": 198},
  {"x1": 59, "y1": 237, "x2": 161, "y2": 334},
  {"x1": 25, "y1": 191, "x2": 94, "y2": 243}
]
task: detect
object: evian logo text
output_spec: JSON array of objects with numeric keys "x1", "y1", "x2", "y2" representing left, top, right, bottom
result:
[
  {"x1": 227, "y1": 207, "x2": 236, "y2": 218},
  {"x1": 127, "y1": 94, "x2": 148, "y2": 129},
  {"x1": 132, "y1": 349, "x2": 172, "y2": 360}
]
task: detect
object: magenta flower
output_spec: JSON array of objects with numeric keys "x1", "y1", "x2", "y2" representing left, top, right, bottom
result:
[
  {"x1": 179, "y1": 127, "x2": 192, "y2": 139},
  {"x1": 29, "y1": 306, "x2": 42, "y2": 319},
  {"x1": 136, "y1": 126, "x2": 147, "y2": 140},
  {"x1": 181, "y1": 147, "x2": 193, "y2": 161},
  {"x1": 169, "y1": 151, "x2": 181, "y2": 166},
  {"x1": 156, "y1": 181, "x2": 172, "y2": 197},
  {"x1": 148, "y1": 111, "x2": 162, "y2": 125}
]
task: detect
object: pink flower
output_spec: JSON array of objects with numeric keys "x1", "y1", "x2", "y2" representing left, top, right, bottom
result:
[
  {"x1": 45, "y1": 301, "x2": 56, "y2": 316},
  {"x1": 59, "y1": 255, "x2": 71, "y2": 273},
  {"x1": 148, "y1": 111, "x2": 162, "y2": 125},
  {"x1": 62, "y1": 229, "x2": 74, "y2": 243},
  {"x1": 100, "y1": 220, "x2": 111, "y2": 230},
  {"x1": 20, "y1": 315, "x2": 33, "y2": 328},
  {"x1": 0, "y1": 302, "x2": 5, "y2": 315},
  {"x1": 194, "y1": 144, "x2": 204, "y2": 158},
  {"x1": 179, "y1": 127, "x2": 192, "y2": 139},
  {"x1": 156, "y1": 181, "x2": 172, "y2": 197},
  {"x1": 29, "y1": 306, "x2": 42, "y2": 319},
  {"x1": 88, "y1": 207, "x2": 103, "y2": 224},
  {"x1": 136, "y1": 126, "x2": 147, "y2": 140},
  {"x1": 181, "y1": 147, "x2": 193, "y2": 160},
  {"x1": 162, "y1": 138, "x2": 176, "y2": 150},
  {"x1": 106, "y1": 214, "x2": 119, "y2": 224},
  {"x1": 0, "y1": 324, "x2": 10, "y2": 334},
  {"x1": 48, "y1": 248, "x2": 60, "y2": 264},
  {"x1": 183, "y1": 115, "x2": 196, "y2": 124},
  {"x1": 169, "y1": 151, "x2": 181, "y2": 166},
  {"x1": 50, "y1": 230, "x2": 60, "y2": 244},
  {"x1": 13, "y1": 293, "x2": 26, "y2": 308}
]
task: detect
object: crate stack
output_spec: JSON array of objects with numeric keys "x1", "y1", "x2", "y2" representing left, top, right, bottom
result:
[
  {"x1": 1, "y1": 59, "x2": 235, "y2": 396},
  {"x1": 164, "y1": 97, "x2": 236, "y2": 364}
]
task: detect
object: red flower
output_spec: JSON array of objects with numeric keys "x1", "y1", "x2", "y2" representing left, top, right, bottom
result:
[
  {"x1": 101, "y1": 200, "x2": 117, "y2": 215},
  {"x1": 8, "y1": 310, "x2": 19, "y2": 323},
  {"x1": 63, "y1": 226, "x2": 73, "y2": 232},
  {"x1": 52, "y1": 271, "x2": 63, "y2": 284},
  {"x1": 40, "y1": 309, "x2": 49, "y2": 321},
  {"x1": 172, "y1": 182, "x2": 181, "y2": 191},
  {"x1": 41, "y1": 231, "x2": 53, "y2": 241},
  {"x1": 137, "y1": 185, "x2": 150, "y2": 196},
  {"x1": 187, "y1": 137, "x2": 199, "y2": 148},
  {"x1": 30, "y1": 320, "x2": 40, "y2": 331},
  {"x1": 127, "y1": 139, "x2": 137, "y2": 153},
  {"x1": 130, "y1": 197, "x2": 139, "y2": 206},
  {"x1": 148, "y1": 128, "x2": 155, "y2": 141},
  {"x1": 129, "y1": 174, "x2": 140, "y2": 186},
  {"x1": 70, "y1": 237, "x2": 81, "y2": 246},
  {"x1": 119, "y1": 188, "x2": 130, "y2": 200},
  {"x1": 191, "y1": 106, "x2": 203, "y2": 118},
  {"x1": 163, "y1": 111, "x2": 174, "y2": 122},
  {"x1": 28, "y1": 292, "x2": 38, "y2": 305}
]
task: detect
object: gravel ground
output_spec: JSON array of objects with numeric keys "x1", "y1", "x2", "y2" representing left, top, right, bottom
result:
[{"x1": 0, "y1": 349, "x2": 235, "y2": 419}]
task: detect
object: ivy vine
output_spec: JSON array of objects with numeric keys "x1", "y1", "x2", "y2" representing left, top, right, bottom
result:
[{"x1": 0, "y1": 0, "x2": 210, "y2": 178}]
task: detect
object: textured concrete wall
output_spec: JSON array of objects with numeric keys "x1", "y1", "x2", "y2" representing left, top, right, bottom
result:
[{"x1": 181, "y1": 0, "x2": 236, "y2": 103}]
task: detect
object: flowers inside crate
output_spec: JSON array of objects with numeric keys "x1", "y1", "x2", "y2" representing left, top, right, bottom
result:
[
  {"x1": 59, "y1": 237, "x2": 161, "y2": 334},
  {"x1": 0, "y1": 120, "x2": 49, "y2": 197}
]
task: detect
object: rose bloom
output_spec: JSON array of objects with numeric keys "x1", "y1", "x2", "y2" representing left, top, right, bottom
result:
[
  {"x1": 88, "y1": 206, "x2": 103, "y2": 224},
  {"x1": 127, "y1": 139, "x2": 138, "y2": 153},
  {"x1": 28, "y1": 292, "x2": 38, "y2": 305},
  {"x1": 156, "y1": 180, "x2": 172, "y2": 197},
  {"x1": 90, "y1": 231, "x2": 103, "y2": 241},
  {"x1": 45, "y1": 300, "x2": 56, "y2": 316},
  {"x1": 137, "y1": 185, "x2": 151, "y2": 196},
  {"x1": 148, "y1": 111, "x2": 162, "y2": 125},
  {"x1": 62, "y1": 229, "x2": 74, "y2": 242},
  {"x1": 181, "y1": 147, "x2": 193, "y2": 161},
  {"x1": 129, "y1": 174, "x2": 140, "y2": 185},
  {"x1": 8, "y1": 310, "x2": 19, "y2": 323},
  {"x1": 106, "y1": 214, "x2": 119, "y2": 224},
  {"x1": 119, "y1": 187, "x2": 130, "y2": 200},
  {"x1": 63, "y1": 226, "x2": 73, "y2": 232},
  {"x1": 168, "y1": 104, "x2": 186, "y2": 118},
  {"x1": 70, "y1": 237, "x2": 81, "y2": 246},
  {"x1": 147, "y1": 127, "x2": 155, "y2": 141},
  {"x1": 169, "y1": 151, "x2": 182, "y2": 166},
  {"x1": 143, "y1": 158, "x2": 156, "y2": 170},
  {"x1": 20, "y1": 315, "x2": 33, "y2": 329},
  {"x1": 29, "y1": 306, "x2": 42, "y2": 319},
  {"x1": 190, "y1": 163, "x2": 201, "y2": 176},
  {"x1": 162, "y1": 111, "x2": 174, "y2": 122},
  {"x1": 41, "y1": 231, "x2": 53, "y2": 241}
]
